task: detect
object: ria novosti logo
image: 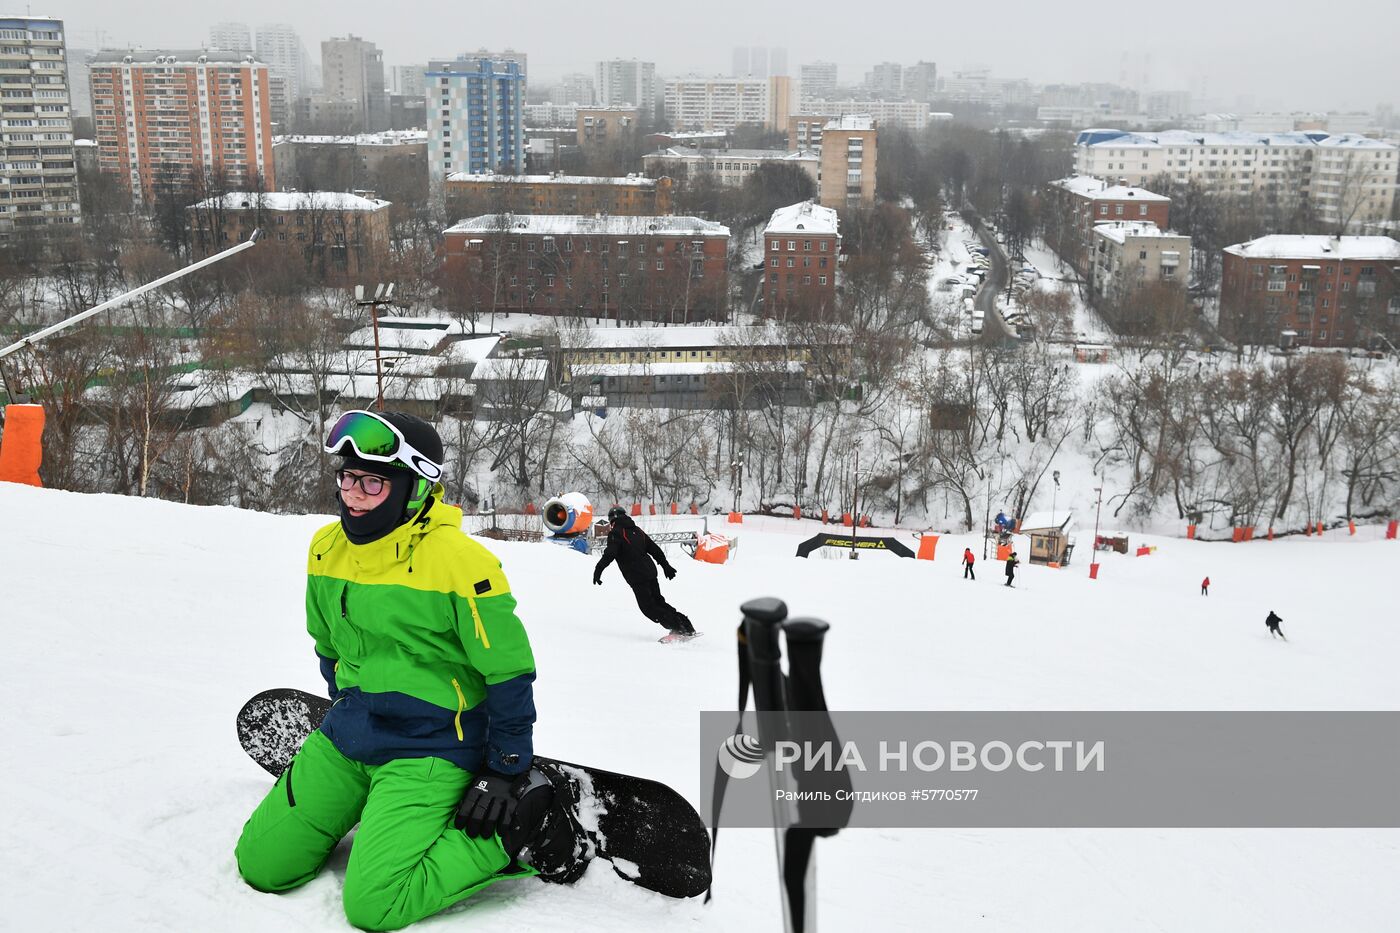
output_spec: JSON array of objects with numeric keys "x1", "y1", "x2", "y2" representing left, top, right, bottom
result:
[{"x1": 717, "y1": 734, "x2": 764, "y2": 779}]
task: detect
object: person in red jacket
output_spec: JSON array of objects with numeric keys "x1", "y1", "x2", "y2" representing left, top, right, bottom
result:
[
  {"x1": 1201, "y1": 576, "x2": 1210, "y2": 596},
  {"x1": 962, "y1": 547, "x2": 976, "y2": 580}
]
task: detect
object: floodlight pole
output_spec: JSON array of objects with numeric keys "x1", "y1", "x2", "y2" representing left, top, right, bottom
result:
[{"x1": 355, "y1": 282, "x2": 396, "y2": 411}]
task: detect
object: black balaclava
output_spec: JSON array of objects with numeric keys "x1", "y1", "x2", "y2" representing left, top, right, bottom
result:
[{"x1": 337, "y1": 456, "x2": 415, "y2": 545}]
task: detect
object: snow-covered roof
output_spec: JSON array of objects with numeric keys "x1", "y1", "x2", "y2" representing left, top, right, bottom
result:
[
  {"x1": 1223, "y1": 235, "x2": 1400, "y2": 261},
  {"x1": 273, "y1": 131, "x2": 427, "y2": 147},
  {"x1": 446, "y1": 173, "x2": 658, "y2": 187},
  {"x1": 189, "y1": 192, "x2": 390, "y2": 212},
  {"x1": 1076, "y1": 128, "x2": 1397, "y2": 151},
  {"x1": 764, "y1": 200, "x2": 839, "y2": 236},
  {"x1": 1050, "y1": 175, "x2": 1170, "y2": 202},
  {"x1": 1018, "y1": 512, "x2": 1075, "y2": 534},
  {"x1": 92, "y1": 49, "x2": 260, "y2": 66},
  {"x1": 472, "y1": 357, "x2": 550, "y2": 381},
  {"x1": 563, "y1": 324, "x2": 836, "y2": 351},
  {"x1": 824, "y1": 115, "x2": 874, "y2": 131},
  {"x1": 575, "y1": 360, "x2": 804, "y2": 377},
  {"x1": 646, "y1": 147, "x2": 816, "y2": 162},
  {"x1": 446, "y1": 214, "x2": 729, "y2": 238},
  {"x1": 1093, "y1": 221, "x2": 1185, "y2": 244}
]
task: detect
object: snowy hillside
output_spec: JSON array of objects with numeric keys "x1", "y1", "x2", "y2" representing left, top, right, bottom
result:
[{"x1": 3, "y1": 483, "x2": 1398, "y2": 932}]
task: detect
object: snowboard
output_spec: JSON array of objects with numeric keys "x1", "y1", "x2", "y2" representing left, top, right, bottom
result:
[
  {"x1": 659, "y1": 631, "x2": 704, "y2": 644},
  {"x1": 236, "y1": 688, "x2": 711, "y2": 899}
]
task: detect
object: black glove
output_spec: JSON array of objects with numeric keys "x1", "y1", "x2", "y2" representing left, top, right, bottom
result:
[
  {"x1": 455, "y1": 770, "x2": 518, "y2": 839},
  {"x1": 662, "y1": 563, "x2": 677, "y2": 580}
]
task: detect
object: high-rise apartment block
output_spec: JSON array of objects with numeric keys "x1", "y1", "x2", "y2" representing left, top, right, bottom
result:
[
  {"x1": 256, "y1": 24, "x2": 308, "y2": 103},
  {"x1": 664, "y1": 76, "x2": 790, "y2": 131},
  {"x1": 426, "y1": 57, "x2": 525, "y2": 181},
  {"x1": 551, "y1": 72, "x2": 595, "y2": 106},
  {"x1": 903, "y1": 62, "x2": 937, "y2": 102},
  {"x1": 0, "y1": 15, "x2": 79, "y2": 237},
  {"x1": 864, "y1": 62, "x2": 903, "y2": 96},
  {"x1": 90, "y1": 50, "x2": 274, "y2": 205},
  {"x1": 322, "y1": 35, "x2": 387, "y2": 132},
  {"x1": 800, "y1": 61, "x2": 837, "y2": 105},
  {"x1": 595, "y1": 59, "x2": 656, "y2": 114},
  {"x1": 390, "y1": 65, "x2": 426, "y2": 99},
  {"x1": 209, "y1": 22, "x2": 252, "y2": 53}
]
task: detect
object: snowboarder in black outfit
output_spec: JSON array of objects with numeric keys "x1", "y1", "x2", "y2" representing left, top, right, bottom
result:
[
  {"x1": 594, "y1": 507, "x2": 695, "y2": 636},
  {"x1": 1004, "y1": 550, "x2": 1020, "y2": 587},
  {"x1": 1265, "y1": 610, "x2": 1286, "y2": 640}
]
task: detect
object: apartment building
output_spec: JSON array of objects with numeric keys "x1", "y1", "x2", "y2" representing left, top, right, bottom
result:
[
  {"x1": 576, "y1": 107, "x2": 637, "y2": 149},
  {"x1": 257, "y1": 24, "x2": 309, "y2": 103},
  {"x1": 321, "y1": 35, "x2": 387, "y2": 132},
  {"x1": 595, "y1": 59, "x2": 655, "y2": 114},
  {"x1": 1045, "y1": 175, "x2": 1171, "y2": 273},
  {"x1": 818, "y1": 115, "x2": 877, "y2": 210},
  {"x1": 444, "y1": 172, "x2": 672, "y2": 220},
  {"x1": 0, "y1": 15, "x2": 80, "y2": 237},
  {"x1": 187, "y1": 190, "x2": 390, "y2": 281},
  {"x1": 272, "y1": 129, "x2": 426, "y2": 191},
  {"x1": 426, "y1": 57, "x2": 524, "y2": 182},
  {"x1": 800, "y1": 97, "x2": 930, "y2": 131},
  {"x1": 663, "y1": 75, "x2": 779, "y2": 131},
  {"x1": 1221, "y1": 235, "x2": 1400, "y2": 349},
  {"x1": 1073, "y1": 129, "x2": 1398, "y2": 230},
  {"x1": 440, "y1": 214, "x2": 729, "y2": 321},
  {"x1": 1089, "y1": 221, "x2": 1191, "y2": 306},
  {"x1": 799, "y1": 61, "x2": 837, "y2": 106},
  {"x1": 90, "y1": 49, "x2": 274, "y2": 205},
  {"x1": 642, "y1": 146, "x2": 819, "y2": 189},
  {"x1": 763, "y1": 200, "x2": 839, "y2": 314}
]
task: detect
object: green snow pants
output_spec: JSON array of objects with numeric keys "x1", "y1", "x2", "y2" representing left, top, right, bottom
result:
[{"x1": 235, "y1": 730, "x2": 524, "y2": 931}]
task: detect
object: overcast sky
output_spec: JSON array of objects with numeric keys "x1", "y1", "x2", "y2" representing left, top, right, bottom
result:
[{"x1": 47, "y1": 0, "x2": 1400, "y2": 113}]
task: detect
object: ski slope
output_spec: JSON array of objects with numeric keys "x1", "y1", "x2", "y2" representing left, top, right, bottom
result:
[{"x1": 3, "y1": 483, "x2": 1398, "y2": 932}]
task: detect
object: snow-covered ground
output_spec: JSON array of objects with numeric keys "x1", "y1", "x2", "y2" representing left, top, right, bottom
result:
[{"x1": 3, "y1": 482, "x2": 1398, "y2": 931}]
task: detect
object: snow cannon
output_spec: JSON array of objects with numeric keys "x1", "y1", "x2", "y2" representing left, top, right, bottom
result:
[
  {"x1": 544, "y1": 492, "x2": 593, "y2": 535},
  {"x1": 543, "y1": 492, "x2": 593, "y2": 554}
]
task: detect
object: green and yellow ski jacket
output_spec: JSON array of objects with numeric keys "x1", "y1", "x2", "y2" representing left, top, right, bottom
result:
[{"x1": 306, "y1": 493, "x2": 536, "y2": 775}]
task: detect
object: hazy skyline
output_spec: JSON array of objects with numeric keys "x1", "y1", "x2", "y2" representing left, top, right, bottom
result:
[{"x1": 47, "y1": 0, "x2": 1400, "y2": 113}]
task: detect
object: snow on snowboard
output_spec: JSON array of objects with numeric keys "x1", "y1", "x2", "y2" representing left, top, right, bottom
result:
[{"x1": 235, "y1": 688, "x2": 711, "y2": 899}]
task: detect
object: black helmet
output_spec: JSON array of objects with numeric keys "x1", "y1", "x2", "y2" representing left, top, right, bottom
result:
[{"x1": 607, "y1": 506, "x2": 627, "y2": 523}]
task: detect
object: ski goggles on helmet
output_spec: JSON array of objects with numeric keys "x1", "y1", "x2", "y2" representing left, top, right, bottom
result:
[{"x1": 323, "y1": 410, "x2": 443, "y2": 481}]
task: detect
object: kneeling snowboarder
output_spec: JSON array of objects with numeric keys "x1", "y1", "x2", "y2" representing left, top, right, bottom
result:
[
  {"x1": 594, "y1": 507, "x2": 696, "y2": 638},
  {"x1": 1265, "y1": 610, "x2": 1286, "y2": 640}
]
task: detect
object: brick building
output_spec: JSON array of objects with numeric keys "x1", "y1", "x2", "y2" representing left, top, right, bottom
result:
[
  {"x1": 576, "y1": 107, "x2": 638, "y2": 149},
  {"x1": 441, "y1": 214, "x2": 729, "y2": 322},
  {"x1": 818, "y1": 115, "x2": 877, "y2": 211},
  {"x1": 272, "y1": 130, "x2": 426, "y2": 191},
  {"x1": 91, "y1": 49, "x2": 275, "y2": 205},
  {"x1": 187, "y1": 191, "x2": 390, "y2": 281},
  {"x1": 1046, "y1": 175, "x2": 1171, "y2": 273},
  {"x1": 444, "y1": 172, "x2": 673, "y2": 221},
  {"x1": 763, "y1": 200, "x2": 839, "y2": 314},
  {"x1": 1221, "y1": 235, "x2": 1400, "y2": 349}
]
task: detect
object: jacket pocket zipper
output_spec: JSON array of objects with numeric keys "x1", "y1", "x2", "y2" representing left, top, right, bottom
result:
[
  {"x1": 467, "y1": 597, "x2": 491, "y2": 648},
  {"x1": 451, "y1": 678, "x2": 466, "y2": 742},
  {"x1": 284, "y1": 761, "x2": 297, "y2": 808}
]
